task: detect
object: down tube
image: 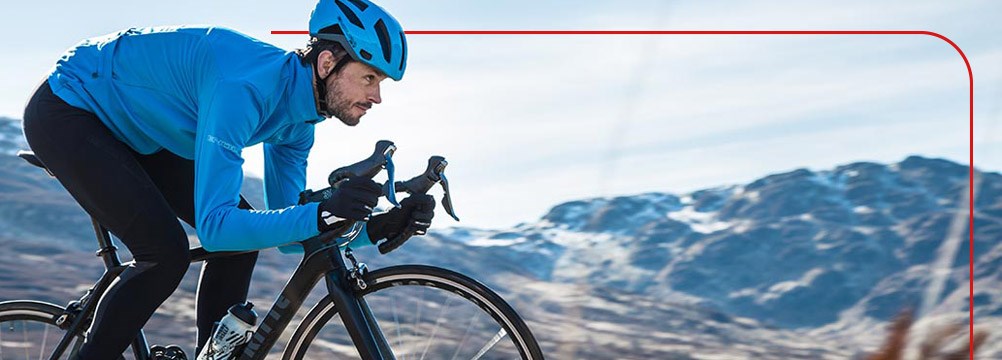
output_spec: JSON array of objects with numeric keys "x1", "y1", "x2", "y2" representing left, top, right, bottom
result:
[{"x1": 238, "y1": 250, "x2": 331, "y2": 359}]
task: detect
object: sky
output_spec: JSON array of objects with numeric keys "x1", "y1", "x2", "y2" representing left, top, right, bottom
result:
[{"x1": 1, "y1": 1, "x2": 999, "y2": 229}]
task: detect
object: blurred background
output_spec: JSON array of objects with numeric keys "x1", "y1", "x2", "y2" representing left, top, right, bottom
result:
[{"x1": 0, "y1": 0, "x2": 998, "y2": 358}]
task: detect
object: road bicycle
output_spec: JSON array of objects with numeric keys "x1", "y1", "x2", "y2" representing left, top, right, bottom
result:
[{"x1": 0, "y1": 140, "x2": 543, "y2": 359}]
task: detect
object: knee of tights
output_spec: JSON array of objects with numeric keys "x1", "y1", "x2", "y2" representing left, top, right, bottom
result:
[{"x1": 126, "y1": 251, "x2": 191, "y2": 284}]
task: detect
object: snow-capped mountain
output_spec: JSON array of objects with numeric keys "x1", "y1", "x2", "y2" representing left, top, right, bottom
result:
[
  {"x1": 423, "y1": 156, "x2": 995, "y2": 330},
  {"x1": 324, "y1": 154, "x2": 997, "y2": 357}
]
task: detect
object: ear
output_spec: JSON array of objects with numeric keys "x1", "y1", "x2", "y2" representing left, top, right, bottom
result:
[{"x1": 317, "y1": 50, "x2": 336, "y2": 78}]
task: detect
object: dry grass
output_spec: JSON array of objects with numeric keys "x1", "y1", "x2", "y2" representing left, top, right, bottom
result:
[{"x1": 866, "y1": 309, "x2": 990, "y2": 360}]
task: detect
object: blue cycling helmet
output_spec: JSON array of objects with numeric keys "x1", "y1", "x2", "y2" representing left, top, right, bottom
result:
[{"x1": 309, "y1": 0, "x2": 407, "y2": 81}]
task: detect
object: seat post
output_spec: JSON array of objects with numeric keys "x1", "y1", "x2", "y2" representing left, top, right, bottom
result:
[{"x1": 91, "y1": 217, "x2": 124, "y2": 269}]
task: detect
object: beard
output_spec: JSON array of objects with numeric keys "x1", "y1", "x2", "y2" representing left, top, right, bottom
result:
[{"x1": 325, "y1": 85, "x2": 369, "y2": 127}]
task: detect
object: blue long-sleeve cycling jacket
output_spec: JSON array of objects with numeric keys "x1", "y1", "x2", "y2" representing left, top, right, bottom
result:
[{"x1": 47, "y1": 26, "x2": 327, "y2": 251}]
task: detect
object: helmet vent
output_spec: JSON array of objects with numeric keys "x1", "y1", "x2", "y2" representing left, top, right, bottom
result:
[
  {"x1": 359, "y1": 49, "x2": 373, "y2": 61},
  {"x1": 398, "y1": 31, "x2": 407, "y2": 71},
  {"x1": 345, "y1": 0, "x2": 369, "y2": 11},
  {"x1": 374, "y1": 19, "x2": 392, "y2": 63},
  {"x1": 334, "y1": 0, "x2": 365, "y2": 29}
]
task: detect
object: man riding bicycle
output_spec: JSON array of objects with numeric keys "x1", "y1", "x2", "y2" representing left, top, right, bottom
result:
[{"x1": 21, "y1": 0, "x2": 434, "y2": 358}]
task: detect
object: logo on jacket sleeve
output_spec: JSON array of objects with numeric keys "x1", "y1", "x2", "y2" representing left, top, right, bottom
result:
[{"x1": 207, "y1": 135, "x2": 240, "y2": 154}]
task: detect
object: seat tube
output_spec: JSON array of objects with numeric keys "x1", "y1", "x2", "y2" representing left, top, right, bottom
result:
[
  {"x1": 131, "y1": 331, "x2": 152, "y2": 360},
  {"x1": 91, "y1": 217, "x2": 123, "y2": 268}
]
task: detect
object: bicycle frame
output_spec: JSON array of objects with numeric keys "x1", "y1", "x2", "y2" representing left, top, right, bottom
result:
[
  {"x1": 48, "y1": 219, "x2": 394, "y2": 360},
  {"x1": 237, "y1": 233, "x2": 393, "y2": 360}
]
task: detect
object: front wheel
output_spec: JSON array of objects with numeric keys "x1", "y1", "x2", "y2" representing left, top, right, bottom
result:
[
  {"x1": 284, "y1": 265, "x2": 544, "y2": 359},
  {"x1": 0, "y1": 300, "x2": 86, "y2": 359}
]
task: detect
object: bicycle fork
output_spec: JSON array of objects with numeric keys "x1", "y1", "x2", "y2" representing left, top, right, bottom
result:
[{"x1": 323, "y1": 246, "x2": 395, "y2": 360}]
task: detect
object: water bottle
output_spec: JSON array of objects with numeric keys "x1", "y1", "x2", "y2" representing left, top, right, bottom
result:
[{"x1": 197, "y1": 302, "x2": 258, "y2": 360}]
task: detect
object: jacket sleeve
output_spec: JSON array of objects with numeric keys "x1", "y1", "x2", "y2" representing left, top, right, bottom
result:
[
  {"x1": 194, "y1": 81, "x2": 320, "y2": 251},
  {"x1": 263, "y1": 125, "x2": 314, "y2": 210}
]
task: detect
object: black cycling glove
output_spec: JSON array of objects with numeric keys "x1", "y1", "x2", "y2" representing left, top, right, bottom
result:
[
  {"x1": 317, "y1": 176, "x2": 382, "y2": 233},
  {"x1": 366, "y1": 194, "x2": 435, "y2": 253}
]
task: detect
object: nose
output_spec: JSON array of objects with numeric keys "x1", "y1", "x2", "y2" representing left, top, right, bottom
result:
[{"x1": 368, "y1": 84, "x2": 382, "y2": 104}]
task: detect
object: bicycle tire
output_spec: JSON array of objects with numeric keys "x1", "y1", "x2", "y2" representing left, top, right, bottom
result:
[
  {"x1": 283, "y1": 265, "x2": 544, "y2": 359},
  {"x1": 0, "y1": 300, "x2": 85, "y2": 359}
]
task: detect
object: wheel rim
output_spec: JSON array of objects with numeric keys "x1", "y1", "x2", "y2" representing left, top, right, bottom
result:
[
  {"x1": 297, "y1": 285, "x2": 526, "y2": 359},
  {"x1": 288, "y1": 267, "x2": 539, "y2": 360},
  {"x1": 0, "y1": 309, "x2": 82, "y2": 360}
]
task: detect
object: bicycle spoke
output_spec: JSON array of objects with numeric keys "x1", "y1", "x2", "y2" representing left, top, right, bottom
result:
[
  {"x1": 412, "y1": 289, "x2": 424, "y2": 357},
  {"x1": 39, "y1": 324, "x2": 49, "y2": 360},
  {"x1": 448, "y1": 313, "x2": 479, "y2": 360},
  {"x1": 391, "y1": 295, "x2": 403, "y2": 360},
  {"x1": 418, "y1": 296, "x2": 455, "y2": 360},
  {"x1": 469, "y1": 328, "x2": 508, "y2": 360},
  {"x1": 24, "y1": 320, "x2": 31, "y2": 360}
]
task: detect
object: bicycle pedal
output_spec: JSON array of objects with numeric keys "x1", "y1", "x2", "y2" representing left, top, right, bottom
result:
[{"x1": 150, "y1": 344, "x2": 189, "y2": 360}]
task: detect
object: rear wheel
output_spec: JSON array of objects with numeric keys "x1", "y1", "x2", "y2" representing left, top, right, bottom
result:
[
  {"x1": 284, "y1": 265, "x2": 544, "y2": 359},
  {"x1": 0, "y1": 300, "x2": 85, "y2": 359}
]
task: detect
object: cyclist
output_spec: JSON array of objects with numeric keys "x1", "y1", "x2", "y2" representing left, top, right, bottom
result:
[{"x1": 20, "y1": 0, "x2": 434, "y2": 357}]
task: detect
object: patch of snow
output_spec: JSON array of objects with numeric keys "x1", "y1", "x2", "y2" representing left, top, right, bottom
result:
[
  {"x1": 728, "y1": 288, "x2": 759, "y2": 299},
  {"x1": 18, "y1": 254, "x2": 46, "y2": 262},
  {"x1": 466, "y1": 237, "x2": 526, "y2": 247},
  {"x1": 434, "y1": 226, "x2": 494, "y2": 244},
  {"x1": 761, "y1": 280, "x2": 804, "y2": 302},
  {"x1": 668, "y1": 207, "x2": 733, "y2": 234},
  {"x1": 853, "y1": 206, "x2": 874, "y2": 214},
  {"x1": 816, "y1": 242, "x2": 839, "y2": 250},
  {"x1": 732, "y1": 220, "x2": 754, "y2": 234},
  {"x1": 811, "y1": 171, "x2": 837, "y2": 187},
  {"x1": 760, "y1": 268, "x2": 824, "y2": 302},
  {"x1": 853, "y1": 226, "x2": 877, "y2": 235},
  {"x1": 545, "y1": 228, "x2": 617, "y2": 248}
]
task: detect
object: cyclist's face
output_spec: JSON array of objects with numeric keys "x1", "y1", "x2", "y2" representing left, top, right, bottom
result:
[{"x1": 324, "y1": 61, "x2": 387, "y2": 126}]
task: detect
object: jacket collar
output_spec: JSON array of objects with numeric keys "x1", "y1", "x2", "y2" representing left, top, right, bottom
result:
[{"x1": 288, "y1": 54, "x2": 325, "y2": 125}]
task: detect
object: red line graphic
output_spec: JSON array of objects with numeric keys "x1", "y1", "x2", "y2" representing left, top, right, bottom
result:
[{"x1": 273, "y1": 29, "x2": 976, "y2": 359}]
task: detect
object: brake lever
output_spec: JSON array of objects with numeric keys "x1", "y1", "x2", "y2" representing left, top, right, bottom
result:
[
  {"x1": 376, "y1": 156, "x2": 460, "y2": 254},
  {"x1": 383, "y1": 152, "x2": 399, "y2": 207},
  {"x1": 438, "y1": 171, "x2": 459, "y2": 222},
  {"x1": 386, "y1": 156, "x2": 460, "y2": 222}
]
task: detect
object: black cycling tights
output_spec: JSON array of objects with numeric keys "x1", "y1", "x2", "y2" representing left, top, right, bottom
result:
[{"x1": 23, "y1": 81, "x2": 256, "y2": 358}]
